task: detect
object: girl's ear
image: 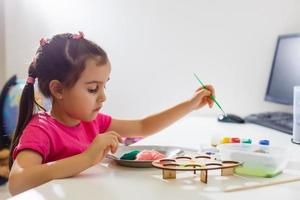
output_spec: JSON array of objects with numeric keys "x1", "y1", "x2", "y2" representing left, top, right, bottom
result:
[{"x1": 49, "y1": 80, "x2": 64, "y2": 100}]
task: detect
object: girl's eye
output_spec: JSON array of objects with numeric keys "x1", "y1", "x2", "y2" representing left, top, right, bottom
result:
[{"x1": 88, "y1": 86, "x2": 99, "y2": 94}]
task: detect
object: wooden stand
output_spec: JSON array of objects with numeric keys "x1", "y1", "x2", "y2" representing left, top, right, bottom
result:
[
  {"x1": 200, "y1": 170, "x2": 208, "y2": 183},
  {"x1": 163, "y1": 169, "x2": 176, "y2": 179},
  {"x1": 152, "y1": 155, "x2": 241, "y2": 184}
]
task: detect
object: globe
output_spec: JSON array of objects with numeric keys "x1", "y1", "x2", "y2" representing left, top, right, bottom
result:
[{"x1": 2, "y1": 79, "x2": 51, "y2": 136}]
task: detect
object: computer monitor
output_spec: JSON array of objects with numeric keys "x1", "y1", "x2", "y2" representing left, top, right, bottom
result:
[{"x1": 265, "y1": 34, "x2": 300, "y2": 105}]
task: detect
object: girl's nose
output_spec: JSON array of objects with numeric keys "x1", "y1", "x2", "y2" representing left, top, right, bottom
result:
[{"x1": 97, "y1": 91, "x2": 106, "y2": 103}]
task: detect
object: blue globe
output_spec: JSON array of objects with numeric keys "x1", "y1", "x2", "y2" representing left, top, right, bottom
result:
[{"x1": 2, "y1": 79, "x2": 51, "y2": 136}]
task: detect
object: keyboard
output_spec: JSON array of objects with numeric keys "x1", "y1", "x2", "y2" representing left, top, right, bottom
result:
[{"x1": 244, "y1": 112, "x2": 293, "y2": 135}]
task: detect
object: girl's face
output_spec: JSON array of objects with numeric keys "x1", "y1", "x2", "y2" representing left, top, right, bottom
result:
[{"x1": 61, "y1": 58, "x2": 111, "y2": 122}]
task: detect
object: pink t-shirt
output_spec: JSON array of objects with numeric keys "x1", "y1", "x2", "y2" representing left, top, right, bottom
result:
[{"x1": 13, "y1": 112, "x2": 112, "y2": 163}]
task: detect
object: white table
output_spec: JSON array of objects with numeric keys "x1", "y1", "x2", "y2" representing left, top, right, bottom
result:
[{"x1": 8, "y1": 117, "x2": 300, "y2": 200}]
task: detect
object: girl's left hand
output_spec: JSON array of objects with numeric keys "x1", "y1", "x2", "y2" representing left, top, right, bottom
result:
[{"x1": 189, "y1": 85, "x2": 215, "y2": 110}]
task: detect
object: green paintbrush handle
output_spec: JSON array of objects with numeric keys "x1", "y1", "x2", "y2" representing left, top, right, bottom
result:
[{"x1": 193, "y1": 73, "x2": 226, "y2": 116}]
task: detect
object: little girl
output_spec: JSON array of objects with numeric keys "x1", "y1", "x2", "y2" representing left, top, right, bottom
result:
[{"x1": 8, "y1": 32, "x2": 215, "y2": 195}]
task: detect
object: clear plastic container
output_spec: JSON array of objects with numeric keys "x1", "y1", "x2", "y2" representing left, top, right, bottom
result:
[{"x1": 218, "y1": 143, "x2": 289, "y2": 177}]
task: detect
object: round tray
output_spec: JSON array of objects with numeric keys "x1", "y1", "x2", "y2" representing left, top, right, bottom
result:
[{"x1": 106, "y1": 145, "x2": 197, "y2": 168}]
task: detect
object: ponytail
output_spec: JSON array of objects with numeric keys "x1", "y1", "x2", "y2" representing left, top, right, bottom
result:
[{"x1": 9, "y1": 63, "x2": 39, "y2": 169}]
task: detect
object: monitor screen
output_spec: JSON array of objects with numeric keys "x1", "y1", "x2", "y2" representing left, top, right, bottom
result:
[{"x1": 265, "y1": 34, "x2": 300, "y2": 105}]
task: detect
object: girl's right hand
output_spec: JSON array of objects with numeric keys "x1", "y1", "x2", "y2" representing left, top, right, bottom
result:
[
  {"x1": 188, "y1": 85, "x2": 215, "y2": 110},
  {"x1": 83, "y1": 131, "x2": 123, "y2": 165}
]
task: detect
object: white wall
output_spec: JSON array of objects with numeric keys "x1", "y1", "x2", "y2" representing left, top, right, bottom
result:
[{"x1": 3, "y1": 0, "x2": 300, "y2": 118}]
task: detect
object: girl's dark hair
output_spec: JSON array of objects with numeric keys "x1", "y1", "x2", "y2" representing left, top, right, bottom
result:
[{"x1": 9, "y1": 33, "x2": 108, "y2": 168}]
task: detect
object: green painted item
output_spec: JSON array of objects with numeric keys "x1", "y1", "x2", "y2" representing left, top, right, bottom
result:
[
  {"x1": 235, "y1": 166, "x2": 282, "y2": 178},
  {"x1": 120, "y1": 150, "x2": 141, "y2": 160}
]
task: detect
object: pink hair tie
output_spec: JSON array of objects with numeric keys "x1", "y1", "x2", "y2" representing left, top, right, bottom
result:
[
  {"x1": 40, "y1": 38, "x2": 49, "y2": 46},
  {"x1": 26, "y1": 76, "x2": 35, "y2": 85},
  {"x1": 73, "y1": 31, "x2": 84, "y2": 40}
]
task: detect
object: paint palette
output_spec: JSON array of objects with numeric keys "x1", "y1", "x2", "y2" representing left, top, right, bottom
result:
[{"x1": 152, "y1": 155, "x2": 242, "y2": 183}]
